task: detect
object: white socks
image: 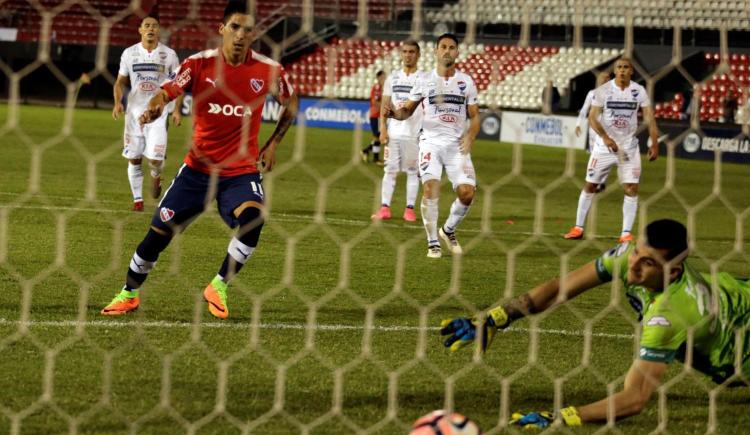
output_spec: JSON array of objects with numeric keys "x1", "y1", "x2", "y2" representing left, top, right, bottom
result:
[
  {"x1": 622, "y1": 195, "x2": 638, "y2": 235},
  {"x1": 406, "y1": 171, "x2": 419, "y2": 208},
  {"x1": 421, "y1": 197, "x2": 439, "y2": 244},
  {"x1": 128, "y1": 162, "x2": 144, "y2": 202},
  {"x1": 380, "y1": 171, "x2": 397, "y2": 207},
  {"x1": 443, "y1": 199, "x2": 471, "y2": 234},
  {"x1": 575, "y1": 191, "x2": 594, "y2": 228}
]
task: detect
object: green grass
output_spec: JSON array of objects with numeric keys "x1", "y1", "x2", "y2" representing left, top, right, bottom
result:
[{"x1": 0, "y1": 104, "x2": 748, "y2": 434}]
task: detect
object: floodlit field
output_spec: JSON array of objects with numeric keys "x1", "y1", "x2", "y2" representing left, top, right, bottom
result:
[{"x1": 1, "y1": 105, "x2": 748, "y2": 434}]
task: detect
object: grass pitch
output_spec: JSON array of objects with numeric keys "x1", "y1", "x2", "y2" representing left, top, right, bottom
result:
[{"x1": 0, "y1": 104, "x2": 748, "y2": 434}]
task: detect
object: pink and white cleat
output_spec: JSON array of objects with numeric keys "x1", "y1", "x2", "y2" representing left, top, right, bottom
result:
[
  {"x1": 371, "y1": 205, "x2": 392, "y2": 220},
  {"x1": 403, "y1": 207, "x2": 417, "y2": 222}
]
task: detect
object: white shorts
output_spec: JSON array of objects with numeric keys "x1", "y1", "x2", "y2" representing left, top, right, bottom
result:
[
  {"x1": 585, "y1": 148, "x2": 641, "y2": 185},
  {"x1": 418, "y1": 139, "x2": 477, "y2": 189},
  {"x1": 122, "y1": 111, "x2": 168, "y2": 161},
  {"x1": 384, "y1": 136, "x2": 419, "y2": 173}
]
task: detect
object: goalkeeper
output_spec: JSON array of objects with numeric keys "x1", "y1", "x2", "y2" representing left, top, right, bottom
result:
[{"x1": 441, "y1": 219, "x2": 750, "y2": 427}]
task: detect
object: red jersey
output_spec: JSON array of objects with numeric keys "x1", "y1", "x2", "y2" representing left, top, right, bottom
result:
[
  {"x1": 369, "y1": 83, "x2": 382, "y2": 118},
  {"x1": 162, "y1": 49, "x2": 294, "y2": 176}
]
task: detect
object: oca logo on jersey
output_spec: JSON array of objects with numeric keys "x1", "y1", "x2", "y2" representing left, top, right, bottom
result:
[
  {"x1": 440, "y1": 114, "x2": 457, "y2": 123},
  {"x1": 208, "y1": 103, "x2": 252, "y2": 117}
]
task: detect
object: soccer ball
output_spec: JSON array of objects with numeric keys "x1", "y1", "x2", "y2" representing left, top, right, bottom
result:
[{"x1": 409, "y1": 410, "x2": 482, "y2": 435}]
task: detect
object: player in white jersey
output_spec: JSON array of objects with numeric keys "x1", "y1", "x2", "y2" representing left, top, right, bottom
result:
[
  {"x1": 385, "y1": 33, "x2": 480, "y2": 258},
  {"x1": 564, "y1": 58, "x2": 659, "y2": 242},
  {"x1": 112, "y1": 15, "x2": 183, "y2": 212},
  {"x1": 371, "y1": 40, "x2": 424, "y2": 222}
]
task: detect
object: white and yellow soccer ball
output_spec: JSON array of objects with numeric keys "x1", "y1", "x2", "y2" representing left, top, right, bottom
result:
[{"x1": 409, "y1": 410, "x2": 481, "y2": 435}]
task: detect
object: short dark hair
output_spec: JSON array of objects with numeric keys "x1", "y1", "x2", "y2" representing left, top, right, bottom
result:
[
  {"x1": 436, "y1": 33, "x2": 459, "y2": 46},
  {"x1": 645, "y1": 219, "x2": 688, "y2": 261},
  {"x1": 223, "y1": 0, "x2": 250, "y2": 23},
  {"x1": 402, "y1": 39, "x2": 420, "y2": 53},
  {"x1": 376, "y1": 70, "x2": 385, "y2": 78}
]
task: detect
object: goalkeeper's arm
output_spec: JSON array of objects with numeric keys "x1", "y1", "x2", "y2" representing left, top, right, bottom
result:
[{"x1": 441, "y1": 261, "x2": 604, "y2": 352}]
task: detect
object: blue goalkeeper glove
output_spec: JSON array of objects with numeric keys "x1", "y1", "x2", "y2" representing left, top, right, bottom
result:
[
  {"x1": 509, "y1": 407, "x2": 582, "y2": 429},
  {"x1": 440, "y1": 306, "x2": 509, "y2": 352}
]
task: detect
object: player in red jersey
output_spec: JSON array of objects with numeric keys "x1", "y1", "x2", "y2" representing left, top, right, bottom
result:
[{"x1": 102, "y1": 0, "x2": 298, "y2": 319}]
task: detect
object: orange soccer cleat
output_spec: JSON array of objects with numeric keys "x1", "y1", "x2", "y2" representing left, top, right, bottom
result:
[
  {"x1": 203, "y1": 278, "x2": 229, "y2": 319},
  {"x1": 619, "y1": 232, "x2": 633, "y2": 243},
  {"x1": 133, "y1": 200, "x2": 144, "y2": 212},
  {"x1": 563, "y1": 226, "x2": 584, "y2": 240},
  {"x1": 101, "y1": 289, "x2": 140, "y2": 315}
]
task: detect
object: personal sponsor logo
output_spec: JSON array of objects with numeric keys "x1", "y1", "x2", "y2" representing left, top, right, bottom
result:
[
  {"x1": 208, "y1": 103, "x2": 253, "y2": 117},
  {"x1": 250, "y1": 78, "x2": 264, "y2": 93},
  {"x1": 440, "y1": 114, "x2": 457, "y2": 123},
  {"x1": 159, "y1": 207, "x2": 175, "y2": 222}
]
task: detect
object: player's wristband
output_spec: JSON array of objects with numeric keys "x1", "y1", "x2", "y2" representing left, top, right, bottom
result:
[
  {"x1": 487, "y1": 306, "x2": 510, "y2": 329},
  {"x1": 560, "y1": 406, "x2": 582, "y2": 426}
]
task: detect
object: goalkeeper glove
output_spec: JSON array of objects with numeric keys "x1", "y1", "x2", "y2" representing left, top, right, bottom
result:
[
  {"x1": 509, "y1": 406, "x2": 582, "y2": 429},
  {"x1": 440, "y1": 306, "x2": 509, "y2": 352}
]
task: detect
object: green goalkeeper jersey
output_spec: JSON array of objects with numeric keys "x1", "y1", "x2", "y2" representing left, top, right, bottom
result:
[{"x1": 595, "y1": 243, "x2": 750, "y2": 384}]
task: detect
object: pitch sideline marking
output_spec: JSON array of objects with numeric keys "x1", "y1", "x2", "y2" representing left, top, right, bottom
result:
[{"x1": 0, "y1": 318, "x2": 635, "y2": 340}]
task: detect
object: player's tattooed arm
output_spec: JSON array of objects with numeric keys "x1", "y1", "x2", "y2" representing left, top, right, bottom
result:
[
  {"x1": 139, "y1": 90, "x2": 171, "y2": 126},
  {"x1": 502, "y1": 294, "x2": 538, "y2": 322},
  {"x1": 501, "y1": 261, "x2": 604, "y2": 325},
  {"x1": 260, "y1": 92, "x2": 299, "y2": 171}
]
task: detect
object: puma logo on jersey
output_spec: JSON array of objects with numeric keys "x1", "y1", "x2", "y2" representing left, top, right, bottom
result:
[
  {"x1": 205, "y1": 77, "x2": 217, "y2": 87},
  {"x1": 208, "y1": 103, "x2": 252, "y2": 117}
]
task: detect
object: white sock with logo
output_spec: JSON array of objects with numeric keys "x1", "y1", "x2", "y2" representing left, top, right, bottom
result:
[
  {"x1": 575, "y1": 191, "x2": 594, "y2": 228},
  {"x1": 622, "y1": 195, "x2": 638, "y2": 235},
  {"x1": 443, "y1": 199, "x2": 471, "y2": 233},
  {"x1": 128, "y1": 162, "x2": 144, "y2": 201},
  {"x1": 381, "y1": 171, "x2": 397, "y2": 206},
  {"x1": 421, "y1": 197, "x2": 439, "y2": 245},
  {"x1": 406, "y1": 171, "x2": 419, "y2": 208}
]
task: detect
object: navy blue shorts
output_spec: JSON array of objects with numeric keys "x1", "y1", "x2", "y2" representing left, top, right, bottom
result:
[{"x1": 151, "y1": 164, "x2": 264, "y2": 232}]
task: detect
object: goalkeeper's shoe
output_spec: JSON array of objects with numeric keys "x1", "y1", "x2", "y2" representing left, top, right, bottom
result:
[
  {"x1": 203, "y1": 277, "x2": 229, "y2": 319},
  {"x1": 440, "y1": 306, "x2": 510, "y2": 352},
  {"x1": 509, "y1": 407, "x2": 582, "y2": 429},
  {"x1": 101, "y1": 288, "x2": 140, "y2": 315},
  {"x1": 439, "y1": 227, "x2": 462, "y2": 255}
]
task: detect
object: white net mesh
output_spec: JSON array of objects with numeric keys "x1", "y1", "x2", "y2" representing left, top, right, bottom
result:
[{"x1": 1, "y1": 0, "x2": 749, "y2": 433}]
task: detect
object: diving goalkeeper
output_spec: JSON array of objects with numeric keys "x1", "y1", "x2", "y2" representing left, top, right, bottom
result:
[{"x1": 440, "y1": 219, "x2": 750, "y2": 427}]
